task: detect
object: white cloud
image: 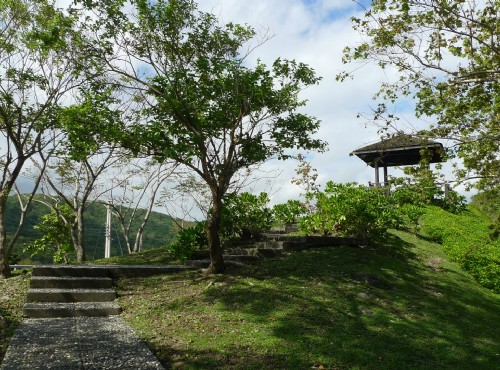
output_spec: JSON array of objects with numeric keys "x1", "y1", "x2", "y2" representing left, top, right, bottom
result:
[
  {"x1": 50, "y1": 0, "x2": 471, "y2": 219},
  {"x1": 195, "y1": 0, "x2": 474, "y2": 207},
  {"x1": 196, "y1": 1, "x2": 385, "y2": 190}
]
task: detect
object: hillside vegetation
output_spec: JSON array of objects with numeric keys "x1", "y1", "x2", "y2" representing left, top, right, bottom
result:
[
  {"x1": 6, "y1": 196, "x2": 179, "y2": 263},
  {"x1": 421, "y1": 205, "x2": 500, "y2": 292}
]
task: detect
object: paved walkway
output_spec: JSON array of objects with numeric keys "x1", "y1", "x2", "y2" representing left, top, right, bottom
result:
[{"x1": 1, "y1": 317, "x2": 165, "y2": 369}]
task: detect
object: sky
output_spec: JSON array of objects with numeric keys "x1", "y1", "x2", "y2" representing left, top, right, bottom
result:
[
  {"x1": 189, "y1": 0, "x2": 466, "y2": 207},
  {"x1": 15, "y1": 0, "x2": 470, "y2": 218}
]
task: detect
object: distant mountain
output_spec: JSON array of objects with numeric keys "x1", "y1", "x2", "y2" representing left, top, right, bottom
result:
[{"x1": 5, "y1": 195, "x2": 182, "y2": 263}]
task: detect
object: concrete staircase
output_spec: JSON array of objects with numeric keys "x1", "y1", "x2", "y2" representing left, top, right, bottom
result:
[
  {"x1": 186, "y1": 234, "x2": 362, "y2": 268},
  {"x1": 23, "y1": 266, "x2": 121, "y2": 318}
]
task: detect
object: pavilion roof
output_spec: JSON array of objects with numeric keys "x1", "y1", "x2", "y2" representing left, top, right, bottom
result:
[{"x1": 350, "y1": 134, "x2": 445, "y2": 168}]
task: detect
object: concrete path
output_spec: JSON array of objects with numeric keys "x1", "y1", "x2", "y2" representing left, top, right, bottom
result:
[{"x1": 1, "y1": 316, "x2": 164, "y2": 370}]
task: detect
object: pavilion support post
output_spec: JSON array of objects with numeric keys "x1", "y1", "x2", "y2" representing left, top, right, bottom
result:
[{"x1": 374, "y1": 163, "x2": 380, "y2": 187}]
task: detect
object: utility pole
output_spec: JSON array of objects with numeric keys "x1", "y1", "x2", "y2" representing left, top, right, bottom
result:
[{"x1": 105, "y1": 204, "x2": 111, "y2": 258}]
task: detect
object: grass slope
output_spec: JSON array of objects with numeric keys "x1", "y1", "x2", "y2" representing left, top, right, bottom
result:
[
  {"x1": 116, "y1": 230, "x2": 500, "y2": 370},
  {"x1": 0, "y1": 271, "x2": 30, "y2": 363}
]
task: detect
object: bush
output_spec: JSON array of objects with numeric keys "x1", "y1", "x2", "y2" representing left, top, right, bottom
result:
[
  {"x1": 220, "y1": 192, "x2": 273, "y2": 241},
  {"x1": 167, "y1": 222, "x2": 207, "y2": 260},
  {"x1": 272, "y1": 200, "x2": 307, "y2": 225},
  {"x1": 470, "y1": 188, "x2": 500, "y2": 220},
  {"x1": 421, "y1": 205, "x2": 500, "y2": 292},
  {"x1": 300, "y1": 182, "x2": 403, "y2": 243},
  {"x1": 24, "y1": 205, "x2": 74, "y2": 264},
  {"x1": 461, "y1": 243, "x2": 500, "y2": 293}
]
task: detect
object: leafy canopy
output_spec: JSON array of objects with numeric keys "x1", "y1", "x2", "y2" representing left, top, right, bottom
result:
[
  {"x1": 341, "y1": 0, "x2": 499, "y2": 189},
  {"x1": 74, "y1": 0, "x2": 326, "y2": 273}
]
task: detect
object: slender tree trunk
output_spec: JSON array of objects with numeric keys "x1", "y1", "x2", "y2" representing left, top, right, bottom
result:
[
  {"x1": 205, "y1": 193, "x2": 225, "y2": 274},
  {"x1": 71, "y1": 209, "x2": 86, "y2": 263},
  {"x1": 0, "y1": 193, "x2": 11, "y2": 278}
]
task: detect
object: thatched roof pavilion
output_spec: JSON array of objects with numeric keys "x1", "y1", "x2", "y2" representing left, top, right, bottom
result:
[{"x1": 350, "y1": 134, "x2": 445, "y2": 186}]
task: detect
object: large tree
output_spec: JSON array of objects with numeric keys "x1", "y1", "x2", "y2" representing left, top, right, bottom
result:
[
  {"x1": 77, "y1": 0, "x2": 326, "y2": 273},
  {"x1": 341, "y1": 0, "x2": 499, "y2": 189},
  {"x1": 32, "y1": 85, "x2": 125, "y2": 263},
  {"x1": 0, "y1": 0, "x2": 83, "y2": 277}
]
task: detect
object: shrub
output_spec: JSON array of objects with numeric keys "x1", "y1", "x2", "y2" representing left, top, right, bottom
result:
[
  {"x1": 220, "y1": 192, "x2": 273, "y2": 241},
  {"x1": 461, "y1": 243, "x2": 500, "y2": 293},
  {"x1": 272, "y1": 200, "x2": 307, "y2": 225},
  {"x1": 470, "y1": 188, "x2": 500, "y2": 220},
  {"x1": 167, "y1": 222, "x2": 207, "y2": 260},
  {"x1": 24, "y1": 204, "x2": 74, "y2": 264},
  {"x1": 421, "y1": 205, "x2": 500, "y2": 292},
  {"x1": 300, "y1": 182, "x2": 403, "y2": 243}
]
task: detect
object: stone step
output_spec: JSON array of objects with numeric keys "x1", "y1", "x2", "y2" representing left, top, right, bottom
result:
[
  {"x1": 32, "y1": 265, "x2": 110, "y2": 278},
  {"x1": 185, "y1": 259, "x2": 210, "y2": 268},
  {"x1": 254, "y1": 240, "x2": 304, "y2": 250},
  {"x1": 23, "y1": 302, "x2": 122, "y2": 318},
  {"x1": 225, "y1": 248, "x2": 284, "y2": 257},
  {"x1": 261, "y1": 234, "x2": 308, "y2": 242},
  {"x1": 29, "y1": 276, "x2": 113, "y2": 289},
  {"x1": 186, "y1": 254, "x2": 260, "y2": 268},
  {"x1": 256, "y1": 248, "x2": 284, "y2": 257},
  {"x1": 26, "y1": 288, "x2": 117, "y2": 303}
]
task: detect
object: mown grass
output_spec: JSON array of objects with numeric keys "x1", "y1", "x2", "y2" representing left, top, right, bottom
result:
[
  {"x1": 116, "y1": 230, "x2": 500, "y2": 369},
  {"x1": 0, "y1": 271, "x2": 30, "y2": 363}
]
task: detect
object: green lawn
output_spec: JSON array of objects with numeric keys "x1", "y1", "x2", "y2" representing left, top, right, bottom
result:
[
  {"x1": 116, "y1": 230, "x2": 500, "y2": 369},
  {"x1": 0, "y1": 271, "x2": 30, "y2": 362},
  {"x1": 1, "y1": 228, "x2": 499, "y2": 369}
]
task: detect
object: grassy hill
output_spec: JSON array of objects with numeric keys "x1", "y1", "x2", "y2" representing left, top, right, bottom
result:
[
  {"x1": 5, "y1": 195, "x2": 180, "y2": 263},
  {"x1": 2, "y1": 204, "x2": 499, "y2": 368},
  {"x1": 111, "y1": 230, "x2": 500, "y2": 369}
]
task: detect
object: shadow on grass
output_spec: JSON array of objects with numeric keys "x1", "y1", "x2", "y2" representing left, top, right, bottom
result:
[{"x1": 120, "y1": 233, "x2": 500, "y2": 370}]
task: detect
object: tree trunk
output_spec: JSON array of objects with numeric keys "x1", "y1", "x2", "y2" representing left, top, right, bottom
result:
[
  {"x1": 0, "y1": 247, "x2": 10, "y2": 279},
  {"x1": 71, "y1": 209, "x2": 86, "y2": 263},
  {"x1": 205, "y1": 193, "x2": 225, "y2": 274},
  {"x1": 0, "y1": 194, "x2": 11, "y2": 279}
]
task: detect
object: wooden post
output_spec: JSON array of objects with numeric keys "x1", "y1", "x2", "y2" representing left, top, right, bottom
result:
[{"x1": 374, "y1": 163, "x2": 380, "y2": 187}]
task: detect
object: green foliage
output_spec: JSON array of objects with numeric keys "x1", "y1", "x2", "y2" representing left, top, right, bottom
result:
[
  {"x1": 470, "y1": 188, "x2": 500, "y2": 220},
  {"x1": 24, "y1": 204, "x2": 74, "y2": 264},
  {"x1": 421, "y1": 205, "x2": 500, "y2": 292},
  {"x1": 398, "y1": 204, "x2": 425, "y2": 234},
  {"x1": 462, "y1": 244, "x2": 500, "y2": 293},
  {"x1": 57, "y1": 86, "x2": 125, "y2": 161},
  {"x1": 220, "y1": 192, "x2": 273, "y2": 241},
  {"x1": 489, "y1": 215, "x2": 500, "y2": 241},
  {"x1": 300, "y1": 182, "x2": 403, "y2": 243},
  {"x1": 0, "y1": 0, "x2": 86, "y2": 274},
  {"x1": 470, "y1": 188, "x2": 500, "y2": 241},
  {"x1": 390, "y1": 166, "x2": 466, "y2": 214},
  {"x1": 76, "y1": 0, "x2": 326, "y2": 272},
  {"x1": 167, "y1": 222, "x2": 207, "y2": 261},
  {"x1": 341, "y1": 0, "x2": 500, "y2": 189},
  {"x1": 272, "y1": 200, "x2": 307, "y2": 225}
]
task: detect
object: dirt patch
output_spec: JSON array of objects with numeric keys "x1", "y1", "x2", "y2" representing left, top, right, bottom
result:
[{"x1": 425, "y1": 257, "x2": 444, "y2": 271}]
